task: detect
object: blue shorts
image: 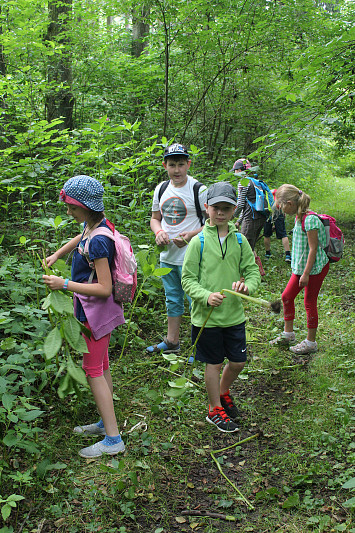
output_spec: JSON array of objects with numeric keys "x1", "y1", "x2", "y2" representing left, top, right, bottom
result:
[
  {"x1": 161, "y1": 262, "x2": 191, "y2": 317},
  {"x1": 191, "y1": 323, "x2": 247, "y2": 364},
  {"x1": 264, "y1": 213, "x2": 287, "y2": 239}
]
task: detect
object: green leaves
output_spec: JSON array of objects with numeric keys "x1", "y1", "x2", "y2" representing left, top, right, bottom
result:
[
  {"x1": 44, "y1": 326, "x2": 62, "y2": 359},
  {"x1": 0, "y1": 493, "x2": 25, "y2": 521},
  {"x1": 63, "y1": 316, "x2": 84, "y2": 351},
  {"x1": 166, "y1": 376, "x2": 193, "y2": 398},
  {"x1": 342, "y1": 477, "x2": 355, "y2": 509},
  {"x1": 48, "y1": 291, "x2": 73, "y2": 314},
  {"x1": 282, "y1": 493, "x2": 300, "y2": 509},
  {"x1": 67, "y1": 356, "x2": 87, "y2": 386}
]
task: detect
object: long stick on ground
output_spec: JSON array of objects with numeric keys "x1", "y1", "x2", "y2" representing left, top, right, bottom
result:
[{"x1": 210, "y1": 433, "x2": 259, "y2": 510}]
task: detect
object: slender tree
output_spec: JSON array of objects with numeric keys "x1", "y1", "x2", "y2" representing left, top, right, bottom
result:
[{"x1": 45, "y1": 0, "x2": 74, "y2": 129}]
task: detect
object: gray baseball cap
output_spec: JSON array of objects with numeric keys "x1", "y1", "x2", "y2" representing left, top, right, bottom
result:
[{"x1": 207, "y1": 182, "x2": 237, "y2": 206}]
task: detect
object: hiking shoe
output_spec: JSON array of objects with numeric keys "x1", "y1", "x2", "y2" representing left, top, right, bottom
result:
[
  {"x1": 74, "y1": 423, "x2": 106, "y2": 436},
  {"x1": 146, "y1": 336, "x2": 180, "y2": 355},
  {"x1": 79, "y1": 438, "x2": 125, "y2": 458},
  {"x1": 285, "y1": 254, "x2": 291, "y2": 263},
  {"x1": 265, "y1": 252, "x2": 272, "y2": 259},
  {"x1": 270, "y1": 332, "x2": 296, "y2": 346},
  {"x1": 220, "y1": 391, "x2": 239, "y2": 420},
  {"x1": 289, "y1": 340, "x2": 317, "y2": 355},
  {"x1": 206, "y1": 407, "x2": 239, "y2": 433}
]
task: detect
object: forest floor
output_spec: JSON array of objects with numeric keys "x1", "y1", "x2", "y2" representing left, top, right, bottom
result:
[{"x1": 4, "y1": 177, "x2": 355, "y2": 533}]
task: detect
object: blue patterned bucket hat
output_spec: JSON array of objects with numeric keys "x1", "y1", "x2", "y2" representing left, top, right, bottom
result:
[{"x1": 60, "y1": 175, "x2": 105, "y2": 212}]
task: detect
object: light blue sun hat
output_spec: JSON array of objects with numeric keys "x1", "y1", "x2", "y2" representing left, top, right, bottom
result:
[{"x1": 60, "y1": 175, "x2": 105, "y2": 212}]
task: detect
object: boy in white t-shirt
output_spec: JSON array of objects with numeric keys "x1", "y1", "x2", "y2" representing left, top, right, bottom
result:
[{"x1": 146, "y1": 144, "x2": 207, "y2": 356}]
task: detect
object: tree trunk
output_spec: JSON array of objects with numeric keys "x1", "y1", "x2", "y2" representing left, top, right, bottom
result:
[
  {"x1": 45, "y1": 0, "x2": 74, "y2": 130},
  {"x1": 0, "y1": 6, "x2": 9, "y2": 149},
  {"x1": 131, "y1": 5, "x2": 150, "y2": 58}
]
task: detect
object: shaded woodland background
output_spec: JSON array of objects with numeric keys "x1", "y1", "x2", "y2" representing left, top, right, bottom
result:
[{"x1": 0, "y1": 0, "x2": 354, "y2": 208}]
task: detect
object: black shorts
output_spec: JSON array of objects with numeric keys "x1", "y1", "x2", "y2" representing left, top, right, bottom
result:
[
  {"x1": 264, "y1": 213, "x2": 287, "y2": 239},
  {"x1": 191, "y1": 323, "x2": 247, "y2": 365}
]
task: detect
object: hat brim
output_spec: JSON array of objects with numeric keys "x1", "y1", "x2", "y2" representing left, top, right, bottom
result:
[
  {"x1": 164, "y1": 153, "x2": 189, "y2": 159},
  {"x1": 207, "y1": 196, "x2": 237, "y2": 206}
]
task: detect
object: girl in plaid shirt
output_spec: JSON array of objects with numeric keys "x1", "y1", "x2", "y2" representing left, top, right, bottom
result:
[{"x1": 270, "y1": 184, "x2": 329, "y2": 355}]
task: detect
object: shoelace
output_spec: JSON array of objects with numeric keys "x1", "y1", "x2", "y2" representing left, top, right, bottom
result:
[{"x1": 211, "y1": 407, "x2": 230, "y2": 421}]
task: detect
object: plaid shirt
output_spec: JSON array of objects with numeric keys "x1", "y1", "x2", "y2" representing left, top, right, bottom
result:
[{"x1": 292, "y1": 214, "x2": 328, "y2": 275}]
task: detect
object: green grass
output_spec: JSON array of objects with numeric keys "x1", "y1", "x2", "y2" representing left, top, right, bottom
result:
[{"x1": 1, "y1": 175, "x2": 354, "y2": 533}]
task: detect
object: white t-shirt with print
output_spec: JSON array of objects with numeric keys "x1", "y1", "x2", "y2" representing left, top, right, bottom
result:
[{"x1": 152, "y1": 175, "x2": 207, "y2": 265}]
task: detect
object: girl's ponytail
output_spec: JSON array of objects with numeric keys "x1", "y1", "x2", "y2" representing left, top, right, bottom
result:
[{"x1": 297, "y1": 189, "x2": 311, "y2": 221}]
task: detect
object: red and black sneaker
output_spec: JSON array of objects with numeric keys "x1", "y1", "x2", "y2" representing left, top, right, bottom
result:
[
  {"x1": 206, "y1": 406, "x2": 239, "y2": 433},
  {"x1": 220, "y1": 391, "x2": 239, "y2": 420}
]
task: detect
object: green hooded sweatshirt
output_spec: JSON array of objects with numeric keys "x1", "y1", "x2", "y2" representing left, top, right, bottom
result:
[{"x1": 181, "y1": 220, "x2": 261, "y2": 328}]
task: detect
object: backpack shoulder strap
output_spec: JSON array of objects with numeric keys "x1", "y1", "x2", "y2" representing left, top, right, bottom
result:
[
  {"x1": 158, "y1": 180, "x2": 169, "y2": 202},
  {"x1": 236, "y1": 232, "x2": 243, "y2": 245},
  {"x1": 84, "y1": 226, "x2": 115, "y2": 254},
  {"x1": 193, "y1": 181, "x2": 204, "y2": 226},
  {"x1": 301, "y1": 211, "x2": 317, "y2": 232},
  {"x1": 198, "y1": 230, "x2": 204, "y2": 262},
  {"x1": 199, "y1": 230, "x2": 242, "y2": 263}
]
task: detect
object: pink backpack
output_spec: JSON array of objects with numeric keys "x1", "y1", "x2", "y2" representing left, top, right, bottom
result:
[
  {"x1": 301, "y1": 211, "x2": 345, "y2": 263},
  {"x1": 83, "y1": 222, "x2": 137, "y2": 303}
]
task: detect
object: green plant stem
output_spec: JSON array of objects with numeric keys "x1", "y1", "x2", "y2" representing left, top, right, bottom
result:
[
  {"x1": 186, "y1": 306, "x2": 214, "y2": 362},
  {"x1": 118, "y1": 281, "x2": 146, "y2": 363},
  {"x1": 158, "y1": 366, "x2": 203, "y2": 388},
  {"x1": 245, "y1": 364, "x2": 301, "y2": 374},
  {"x1": 135, "y1": 360, "x2": 162, "y2": 366},
  {"x1": 212, "y1": 432, "x2": 259, "y2": 454},
  {"x1": 210, "y1": 433, "x2": 259, "y2": 510},
  {"x1": 221, "y1": 288, "x2": 271, "y2": 308}
]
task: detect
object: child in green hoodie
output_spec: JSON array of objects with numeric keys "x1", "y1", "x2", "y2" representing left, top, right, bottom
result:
[{"x1": 182, "y1": 182, "x2": 261, "y2": 433}]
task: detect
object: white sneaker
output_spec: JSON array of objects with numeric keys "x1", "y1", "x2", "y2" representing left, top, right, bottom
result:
[
  {"x1": 79, "y1": 438, "x2": 125, "y2": 458},
  {"x1": 290, "y1": 340, "x2": 317, "y2": 355},
  {"x1": 270, "y1": 332, "x2": 296, "y2": 346},
  {"x1": 74, "y1": 423, "x2": 106, "y2": 436}
]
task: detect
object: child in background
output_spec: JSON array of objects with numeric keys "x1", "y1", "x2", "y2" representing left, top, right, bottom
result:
[
  {"x1": 182, "y1": 182, "x2": 260, "y2": 432},
  {"x1": 146, "y1": 143, "x2": 207, "y2": 356},
  {"x1": 232, "y1": 159, "x2": 267, "y2": 276},
  {"x1": 264, "y1": 188, "x2": 291, "y2": 263},
  {"x1": 43, "y1": 175, "x2": 125, "y2": 458},
  {"x1": 270, "y1": 184, "x2": 329, "y2": 355}
]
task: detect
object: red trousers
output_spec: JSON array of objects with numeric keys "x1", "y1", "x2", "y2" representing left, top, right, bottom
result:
[{"x1": 282, "y1": 262, "x2": 329, "y2": 329}]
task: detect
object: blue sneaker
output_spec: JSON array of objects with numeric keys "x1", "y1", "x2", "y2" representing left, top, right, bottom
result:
[{"x1": 146, "y1": 336, "x2": 180, "y2": 355}]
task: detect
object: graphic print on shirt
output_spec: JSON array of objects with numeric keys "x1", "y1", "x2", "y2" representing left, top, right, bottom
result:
[{"x1": 162, "y1": 196, "x2": 187, "y2": 226}]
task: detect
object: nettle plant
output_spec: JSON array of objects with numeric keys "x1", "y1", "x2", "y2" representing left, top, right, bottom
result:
[{"x1": 41, "y1": 258, "x2": 89, "y2": 398}]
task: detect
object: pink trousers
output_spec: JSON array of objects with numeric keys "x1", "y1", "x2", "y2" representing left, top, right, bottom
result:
[
  {"x1": 282, "y1": 262, "x2": 329, "y2": 329},
  {"x1": 82, "y1": 321, "x2": 110, "y2": 378}
]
